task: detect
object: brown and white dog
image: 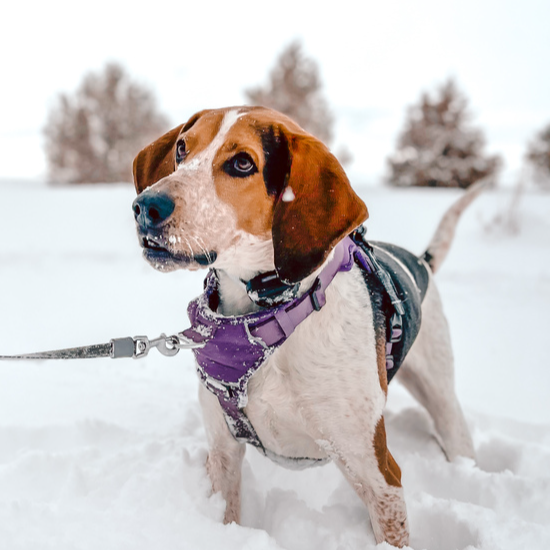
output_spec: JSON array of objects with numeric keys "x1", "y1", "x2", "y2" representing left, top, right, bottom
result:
[{"x1": 132, "y1": 106, "x2": 476, "y2": 547}]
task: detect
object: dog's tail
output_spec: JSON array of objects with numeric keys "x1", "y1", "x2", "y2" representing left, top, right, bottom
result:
[{"x1": 421, "y1": 180, "x2": 487, "y2": 274}]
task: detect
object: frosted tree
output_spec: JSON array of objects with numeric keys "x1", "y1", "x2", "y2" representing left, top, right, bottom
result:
[
  {"x1": 387, "y1": 79, "x2": 500, "y2": 188},
  {"x1": 526, "y1": 123, "x2": 550, "y2": 188},
  {"x1": 245, "y1": 41, "x2": 334, "y2": 145},
  {"x1": 44, "y1": 63, "x2": 169, "y2": 184}
]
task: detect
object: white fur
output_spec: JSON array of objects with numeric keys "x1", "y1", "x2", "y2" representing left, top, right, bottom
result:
[{"x1": 177, "y1": 109, "x2": 244, "y2": 176}]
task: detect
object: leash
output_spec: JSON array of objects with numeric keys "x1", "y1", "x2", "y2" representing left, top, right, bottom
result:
[{"x1": 0, "y1": 332, "x2": 204, "y2": 361}]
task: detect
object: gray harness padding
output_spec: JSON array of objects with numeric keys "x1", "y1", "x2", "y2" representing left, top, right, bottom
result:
[{"x1": 361, "y1": 241, "x2": 430, "y2": 382}]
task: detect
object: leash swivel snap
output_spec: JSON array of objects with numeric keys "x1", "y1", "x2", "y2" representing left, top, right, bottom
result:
[
  {"x1": 131, "y1": 335, "x2": 180, "y2": 358},
  {"x1": 112, "y1": 333, "x2": 206, "y2": 359},
  {"x1": 0, "y1": 332, "x2": 205, "y2": 361}
]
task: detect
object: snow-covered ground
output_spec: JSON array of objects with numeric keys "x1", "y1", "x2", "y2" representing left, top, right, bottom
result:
[{"x1": 0, "y1": 182, "x2": 549, "y2": 550}]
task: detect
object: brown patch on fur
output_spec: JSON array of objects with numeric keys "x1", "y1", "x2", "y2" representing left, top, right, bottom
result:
[
  {"x1": 133, "y1": 124, "x2": 183, "y2": 193},
  {"x1": 271, "y1": 132, "x2": 368, "y2": 284},
  {"x1": 209, "y1": 105, "x2": 369, "y2": 249},
  {"x1": 240, "y1": 107, "x2": 306, "y2": 134},
  {"x1": 376, "y1": 329, "x2": 388, "y2": 395},
  {"x1": 373, "y1": 417, "x2": 402, "y2": 487},
  {"x1": 213, "y1": 117, "x2": 276, "y2": 237},
  {"x1": 215, "y1": 107, "x2": 369, "y2": 281},
  {"x1": 132, "y1": 109, "x2": 230, "y2": 194},
  {"x1": 183, "y1": 110, "x2": 226, "y2": 161},
  {"x1": 208, "y1": 107, "x2": 316, "y2": 237},
  {"x1": 362, "y1": 268, "x2": 390, "y2": 393},
  {"x1": 215, "y1": 173, "x2": 274, "y2": 236}
]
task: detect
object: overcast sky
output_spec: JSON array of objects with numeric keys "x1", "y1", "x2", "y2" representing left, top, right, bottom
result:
[{"x1": 1, "y1": 0, "x2": 549, "y2": 185}]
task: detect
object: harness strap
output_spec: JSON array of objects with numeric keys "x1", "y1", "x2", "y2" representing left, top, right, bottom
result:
[
  {"x1": 351, "y1": 227, "x2": 408, "y2": 372},
  {"x1": 247, "y1": 239, "x2": 358, "y2": 347}
]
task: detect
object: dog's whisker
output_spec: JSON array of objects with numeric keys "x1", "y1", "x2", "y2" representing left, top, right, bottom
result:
[
  {"x1": 182, "y1": 236, "x2": 194, "y2": 257},
  {"x1": 191, "y1": 235, "x2": 211, "y2": 263}
]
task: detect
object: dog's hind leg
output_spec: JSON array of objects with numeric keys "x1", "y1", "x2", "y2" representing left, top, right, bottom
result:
[
  {"x1": 395, "y1": 280, "x2": 475, "y2": 461},
  {"x1": 199, "y1": 385, "x2": 246, "y2": 524}
]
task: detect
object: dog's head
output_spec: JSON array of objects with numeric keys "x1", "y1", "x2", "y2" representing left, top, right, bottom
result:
[{"x1": 132, "y1": 106, "x2": 367, "y2": 284}]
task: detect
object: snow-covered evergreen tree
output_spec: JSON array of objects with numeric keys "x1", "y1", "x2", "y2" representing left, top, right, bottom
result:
[
  {"x1": 387, "y1": 79, "x2": 500, "y2": 188},
  {"x1": 245, "y1": 41, "x2": 334, "y2": 145},
  {"x1": 526, "y1": 123, "x2": 550, "y2": 188}
]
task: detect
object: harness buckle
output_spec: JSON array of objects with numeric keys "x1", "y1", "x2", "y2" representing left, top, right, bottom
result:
[
  {"x1": 200, "y1": 371, "x2": 232, "y2": 398},
  {"x1": 245, "y1": 271, "x2": 299, "y2": 307},
  {"x1": 199, "y1": 370, "x2": 247, "y2": 407},
  {"x1": 244, "y1": 321, "x2": 269, "y2": 349},
  {"x1": 389, "y1": 313, "x2": 403, "y2": 343},
  {"x1": 310, "y1": 279, "x2": 324, "y2": 311}
]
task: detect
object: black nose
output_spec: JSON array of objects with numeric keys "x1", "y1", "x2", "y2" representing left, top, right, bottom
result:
[{"x1": 133, "y1": 191, "x2": 175, "y2": 229}]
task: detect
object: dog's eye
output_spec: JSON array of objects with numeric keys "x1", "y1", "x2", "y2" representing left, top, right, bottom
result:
[
  {"x1": 234, "y1": 155, "x2": 253, "y2": 172},
  {"x1": 176, "y1": 140, "x2": 187, "y2": 164},
  {"x1": 224, "y1": 153, "x2": 258, "y2": 178}
]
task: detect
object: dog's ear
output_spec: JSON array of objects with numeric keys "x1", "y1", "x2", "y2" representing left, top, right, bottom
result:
[
  {"x1": 271, "y1": 132, "x2": 368, "y2": 284},
  {"x1": 133, "y1": 124, "x2": 183, "y2": 194},
  {"x1": 133, "y1": 111, "x2": 206, "y2": 193}
]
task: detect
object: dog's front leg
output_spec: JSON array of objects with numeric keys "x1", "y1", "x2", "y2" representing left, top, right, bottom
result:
[
  {"x1": 321, "y1": 413, "x2": 409, "y2": 547},
  {"x1": 198, "y1": 385, "x2": 245, "y2": 524}
]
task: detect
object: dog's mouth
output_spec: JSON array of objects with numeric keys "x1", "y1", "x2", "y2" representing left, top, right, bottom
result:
[
  {"x1": 139, "y1": 233, "x2": 217, "y2": 269},
  {"x1": 142, "y1": 235, "x2": 168, "y2": 253}
]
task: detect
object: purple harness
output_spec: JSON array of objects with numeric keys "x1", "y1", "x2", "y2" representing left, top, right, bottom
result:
[{"x1": 182, "y1": 235, "x2": 407, "y2": 456}]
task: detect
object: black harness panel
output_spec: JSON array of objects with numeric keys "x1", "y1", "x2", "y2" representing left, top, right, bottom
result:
[
  {"x1": 372, "y1": 242, "x2": 430, "y2": 304},
  {"x1": 353, "y1": 235, "x2": 430, "y2": 383}
]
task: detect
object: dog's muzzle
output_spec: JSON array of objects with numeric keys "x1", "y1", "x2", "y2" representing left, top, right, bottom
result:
[{"x1": 132, "y1": 190, "x2": 217, "y2": 269}]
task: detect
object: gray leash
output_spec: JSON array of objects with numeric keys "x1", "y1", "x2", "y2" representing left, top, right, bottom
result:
[{"x1": 0, "y1": 332, "x2": 204, "y2": 361}]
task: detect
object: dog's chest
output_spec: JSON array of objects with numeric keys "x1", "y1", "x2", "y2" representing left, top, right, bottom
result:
[{"x1": 231, "y1": 268, "x2": 383, "y2": 459}]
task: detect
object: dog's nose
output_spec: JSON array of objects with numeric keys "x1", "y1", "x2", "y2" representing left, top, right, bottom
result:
[{"x1": 133, "y1": 191, "x2": 175, "y2": 229}]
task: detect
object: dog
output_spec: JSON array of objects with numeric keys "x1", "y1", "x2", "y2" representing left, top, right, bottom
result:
[{"x1": 131, "y1": 106, "x2": 476, "y2": 547}]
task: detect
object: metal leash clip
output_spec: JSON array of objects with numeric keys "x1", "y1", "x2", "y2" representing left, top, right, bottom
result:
[
  {"x1": 0, "y1": 331, "x2": 205, "y2": 361},
  {"x1": 115, "y1": 333, "x2": 205, "y2": 359}
]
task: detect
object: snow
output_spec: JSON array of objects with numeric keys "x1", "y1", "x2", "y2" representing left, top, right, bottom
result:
[
  {"x1": 282, "y1": 187, "x2": 296, "y2": 202},
  {"x1": 1, "y1": 182, "x2": 549, "y2": 549}
]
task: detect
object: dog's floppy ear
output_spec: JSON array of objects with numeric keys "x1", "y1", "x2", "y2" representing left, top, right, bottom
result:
[
  {"x1": 133, "y1": 124, "x2": 183, "y2": 194},
  {"x1": 272, "y1": 132, "x2": 368, "y2": 284},
  {"x1": 133, "y1": 111, "x2": 206, "y2": 193}
]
